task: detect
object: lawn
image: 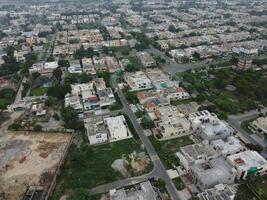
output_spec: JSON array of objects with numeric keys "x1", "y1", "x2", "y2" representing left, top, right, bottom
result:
[
  {"x1": 30, "y1": 87, "x2": 48, "y2": 96},
  {"x1": 235, "y1": 176, "x2": 267, "y2": 200},
  {"x1": 235, "y1": 184, "x2": 257, "y2": 200},
  {"x1": 172, "y1": 177, "x2": 185, "y2": 190},
  {"x1": 50, "y1": 138, "x2": 150, "y2": 200},
  {"x1": 150, "y1": 136, "x2": 194, "y2": 169}
]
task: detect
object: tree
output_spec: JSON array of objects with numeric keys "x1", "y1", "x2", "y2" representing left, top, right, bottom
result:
[
  {"x1": 33, "y1": 124, "x2": 42, "y2": 132},
  {"x1": 58, "y1": 59, "x2": 70, "y2": 67},
  {"x1": 47, "y1": 84, "x2": 71, "y2": 100},
  {"x1": 8, "y1": 123, "x2": 22, "y2": 131},
  {"x1": 168, "y1": 24, "x2": 177, "y2": 33},
  {"x1": 86, "y1": 47, "x2": 95, "y2": 58},
  {"x1": 31, "y1": 72, "x2": 41, "y2": 80},
  {"x1": 60, "y1": 106, "x2": 83, "y2": 130},
  {"x1": 79, "y1": 72, "x2": 92, "y2": 83},
  {"x1": 61, "y1": 106, "x2": 78, "y2": 124},
  {"x1": 53, "y1": 68, "x2": 63, "y2": 82},
  {"x1": 74, "y1": 46, "x2": 86, "y2": 60},
  {"x1": 154, "y1": 178, "x2": 166, "y2": 192},
  {"x1": 46, "y1": 55, "x2": 55, "y2": 62}
]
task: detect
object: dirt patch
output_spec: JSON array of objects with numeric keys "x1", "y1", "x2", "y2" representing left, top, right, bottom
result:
[{"x1": 0, "y1": 132, "x2": 71, "y2": 200}]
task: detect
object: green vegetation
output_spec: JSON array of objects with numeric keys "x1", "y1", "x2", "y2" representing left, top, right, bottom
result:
[
  {"x1": 179, "y1": 68, "x2": 267, "y2": 114},
  {"x1": 0, "y1": 47, "x2": 20, "y2": 76},
  {"x1": 0, "y1": 30, "x2": 7, "y2": 40},
  {"x1": 0, "y1": 88, "x2": 16, "y2": 109},
  {"x1": 60, "y1": 106, "x2": 83, "y2": 130},
  {"x1": 173, "y1": 177, "x2": 185, "y2": 190},
  {"x1": 30, "y1": 87, "x2": 48, "y2": 96},
  {"x1": 73, "y1": 46, "x2": 99, "y2": 60},
  {"x1": 241, "y1": 119, "x2": 255, "y2": 134},
  {"x1": 125, "y1": 56, "x2": 144, "y2": 72},
  {"x1": 50, "y1": 138, "x2": 145, "y2": 200},
  {"x1": 21, "y1": 81, "x2": 31, "y2": 97},
  {"x1": 123, "y1": 89, "x2": 139, "y2": 104},
  {"x1": 150, "y1": 136, "x2": 194, "y2": 169},
  {"x1": 235, "y1": 175, "x2": 267, "y2": 200},
  {"x1": 131, "y1": 32, "x2": 151, "y2": 51},
  {"x1": 33, "y1": 124, "x2": 42, "y2": 132}
]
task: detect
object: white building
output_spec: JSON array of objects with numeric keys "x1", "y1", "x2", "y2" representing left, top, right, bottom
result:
[
  {"x1": 176, "y1": 141, "x2": 218, "y2": 171},
  {"x1": 189, "y1": 110, "x2": 234, "y2": 141},
  {"x1": 211, "y1": 136, "x2": 245, "y2": 157},
  {"x1": 84, "y1": 116, "x2": 108, "y2": 145},
  {"x1": 226, "y1": 150, "x2": 267, "y2": 180},
  {"x1": 190, "y1": 156, "x2": 236, "y2": 190},
  {"x1": 64, "y1": 94, "x2": 83, "y2": 113},
  {"x1": 104, "y1": 115, "x2": 131, "y2": 142},
  {"x1": 198, "y1": 184, "x2": 236, "y2": 200},
  {"x1": 155, "y1": 106, "x2": 191, "y2": 138},
  {"x1": 250, "y1": 117, "x2": 267, "y2": 136},
  {"x1": 136, "y1": 52, "x2": 156, "y2": 67},
  {"x1": 124, "y1": 71, "x2": 153, "y2": 91}
]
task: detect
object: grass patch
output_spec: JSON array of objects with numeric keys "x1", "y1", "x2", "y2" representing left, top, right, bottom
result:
[
  {"x1": 173, "y1": 177, "x2": 185, "y2": 190},
  {"x1": 150, "y1": 136, "x2": 194, "y2": 169},
  {"x1": 170, "y1": 98, "x2": 193, "y2": 106},
  {"x1": 30, "y1": 87, "x2": 48, "y2": 96},
  {"x1": 235, "y1": 184, "x2": 258, "y2": 200},
  {"x1": 50, "y1": 138, "x2": 148, "y2": 200}
]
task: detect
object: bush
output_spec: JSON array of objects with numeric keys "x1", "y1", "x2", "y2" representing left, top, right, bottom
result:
[
  {"x1": 8, "y1": 123, "x2": 22, "y2": 131},
  {"x1": 33, "y1": 124, "x2": 42, "y2": 132}
]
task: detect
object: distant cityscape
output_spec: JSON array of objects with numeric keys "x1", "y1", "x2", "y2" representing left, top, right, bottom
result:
[{"x1": 0, "y1": 0, "x2": 267, "y2": 200}]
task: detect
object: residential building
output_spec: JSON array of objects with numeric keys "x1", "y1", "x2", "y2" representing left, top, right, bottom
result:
[
  {"x1": 84, "y1": 116, "x2": 108, "y2": 145},
  {"x1": 249, "y1": 116, "x2": 267, "y2": 136},
  {"x1": 176, "y1": 141, "x2": 218, "y2": 171},
  {"x1": 81, "y1": 57, "x2": 96, "y2": 75},
  {"x1": 197, "y1": 184, "x2": 236, "y2": 200},
  {"x1": 154, "y1": 106, "x2": 191, "y2": 138},
  {"x1": 124, "y1": 71, "x2": 153, "y2": 91},
  {"x1": 104, "y1": 115, "x2": 131, "y2": 142},
  {"x1": 226, "y1": 150, "x2": 267, "y2": 180},
  {"x1": 190, "y1": 156, "x2": 236, "y2": 190},
  {"x1": 189, "y1": 110, "x2": 234, "y2": 141},
  {"x1": 137, "y1": 52, "x2": 156, "y2": 67},
  {"x1": 110, "y1": 181, "x2": 159, "y2": 200},
  {"x1": 64, "y1": 94, "x2": 83, "y2": 113},
  {"x1": 211, "y1": 136, "x2": 245, "y2": 157}
]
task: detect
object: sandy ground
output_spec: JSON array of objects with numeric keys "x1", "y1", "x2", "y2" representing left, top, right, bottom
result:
[{"x1": 0, "y1": 132, "x2": 71, "y2": 200}]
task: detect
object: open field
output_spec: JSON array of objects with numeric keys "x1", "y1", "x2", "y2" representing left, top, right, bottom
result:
[
  {"x1": 50, "y1": 137, "x2": 152, "y2": 200},
  {"x1": 150, "y1": 136, "x2": 194, "y2": 169},
  {"x1": 0, "y1": 132, "x2": 71, "y2": 200}
]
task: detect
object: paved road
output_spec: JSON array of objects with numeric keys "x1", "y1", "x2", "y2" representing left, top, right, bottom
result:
[
  {"x1": 14, "y1": 77, "x2": 27, "y2": 104},
  {"x1": 108, "y1": 75, "x2": 184, "y2": 200},
  {"x1": 89, "y1": 171, "x2": 154, "y2": 195},
  {"x1": 227, "y1": 107, "x2": 267, "y2": 157}
]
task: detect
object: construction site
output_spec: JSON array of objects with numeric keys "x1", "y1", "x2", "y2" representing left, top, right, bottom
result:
[{"x1": 0, "y1": 131, "x2": 71, "y2": 200}]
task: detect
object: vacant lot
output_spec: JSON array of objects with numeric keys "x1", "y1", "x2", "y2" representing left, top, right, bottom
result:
[
  {"x1": 0, "y1": 132, "x2": 71, "y2": 200},
  {"x1": 150, "y1": 136, "x2": 194, "y2": 169},
  {"x1": 50, "y1": 137, "x2": 152, "y2": 200}
]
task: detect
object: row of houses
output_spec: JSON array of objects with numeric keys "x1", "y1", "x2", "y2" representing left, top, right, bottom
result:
[{"x1": 64, "y1": 78, "x2": 116, "y2": 113}]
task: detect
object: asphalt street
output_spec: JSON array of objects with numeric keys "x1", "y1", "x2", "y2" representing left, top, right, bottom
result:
[{"x1": 110, "y1": 75, "x2": 184, "y2": 200}]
